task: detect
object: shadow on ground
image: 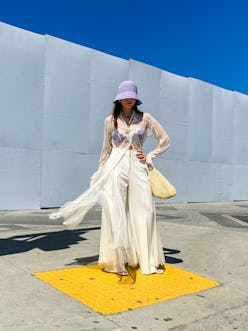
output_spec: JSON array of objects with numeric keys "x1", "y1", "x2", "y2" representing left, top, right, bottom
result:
[
  {"x1": 65, "y1": 255, "x2": 100, "y2": 266},
  {"x1": 0, "y1": 227, "x2": 100, "y2": 256},
  {"x1": 164, "y1": 247, "x2": 183, "y2": 264}
]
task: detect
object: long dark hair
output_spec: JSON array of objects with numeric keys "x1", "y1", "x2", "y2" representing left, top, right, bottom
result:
[{"x1": 112, "y1": 101, "x2": 142, "y2": 128}]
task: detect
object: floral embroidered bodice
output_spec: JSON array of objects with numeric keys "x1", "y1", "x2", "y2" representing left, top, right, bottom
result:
[{"x1": 99, "y1": 111, "x2": 170, "y2": 166}]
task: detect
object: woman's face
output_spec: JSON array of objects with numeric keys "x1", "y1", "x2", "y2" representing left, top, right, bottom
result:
[{"x1": 120, "y1": 98, "x2": 136, "y2": 110}]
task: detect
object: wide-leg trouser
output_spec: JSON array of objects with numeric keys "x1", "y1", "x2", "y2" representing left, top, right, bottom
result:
[{"x1": 99, "y1": 148, "x2": 165, "y2": 275}]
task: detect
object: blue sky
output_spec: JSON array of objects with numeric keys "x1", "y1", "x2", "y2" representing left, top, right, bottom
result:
[{"x1": 1, "y1": 0, "x2": 248, "y2": 94}]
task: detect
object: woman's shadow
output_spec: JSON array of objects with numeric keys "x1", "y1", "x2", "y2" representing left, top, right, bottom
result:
[
  {"x1": 0, "y1": 227, "x2": 100, "y2": 256},
  {"x1": 164, "y1": 247, "x2": 183, "y2": 264}
]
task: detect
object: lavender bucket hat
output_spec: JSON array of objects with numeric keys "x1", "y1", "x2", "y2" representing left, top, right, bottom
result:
[{"x1": 113, "y1": 81, "x2": 142, "y2": 105}]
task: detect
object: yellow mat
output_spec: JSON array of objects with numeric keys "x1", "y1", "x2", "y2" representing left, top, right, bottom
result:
[{"x1": 33, "y1": 264, "x2": 219, "y2": 315}]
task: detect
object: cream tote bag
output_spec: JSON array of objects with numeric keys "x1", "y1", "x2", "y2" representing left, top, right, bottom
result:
[{"x1": 148, "y1": 165, "x2": 176, "y2": 200}]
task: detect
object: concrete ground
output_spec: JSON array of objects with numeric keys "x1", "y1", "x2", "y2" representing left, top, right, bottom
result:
[{"x1": 0, "y1": 201, "x2": 248, "y2": 331}]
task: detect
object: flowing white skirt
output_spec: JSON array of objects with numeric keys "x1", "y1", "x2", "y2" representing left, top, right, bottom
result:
[{"x1": 49, "y1": 147, "x2": 165, "y2": 274}]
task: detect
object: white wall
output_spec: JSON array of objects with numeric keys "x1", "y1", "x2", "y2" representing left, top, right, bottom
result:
[
  {"x1": 0, "y1": 22, "x2": 44, "y2": 209},
  {"x1": 0, "y1": 21, "x2": 248, "y2": 209}
]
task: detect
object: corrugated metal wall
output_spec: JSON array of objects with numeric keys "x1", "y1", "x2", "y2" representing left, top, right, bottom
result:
[{"x1": 0, "y1": 21, "x2": 247, "y2": 210}]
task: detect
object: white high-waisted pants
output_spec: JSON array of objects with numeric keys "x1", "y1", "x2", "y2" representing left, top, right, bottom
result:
[{"x1": 98, "y1": 148, "x2": 165, "y2": 275}]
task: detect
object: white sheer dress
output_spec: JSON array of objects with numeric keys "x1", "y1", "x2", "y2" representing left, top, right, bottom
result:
[{"x1": 49, "y1": 110, "x2": 170, "y2": 274}]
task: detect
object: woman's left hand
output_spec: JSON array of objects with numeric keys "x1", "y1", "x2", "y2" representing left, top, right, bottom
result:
[{"x1": 136, "y1": 150, "x2": 146, "y2": 163}]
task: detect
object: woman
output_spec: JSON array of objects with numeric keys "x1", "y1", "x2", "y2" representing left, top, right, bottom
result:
[{"x1": 50, "y1": 81, "x2": 170, "y2": 276}]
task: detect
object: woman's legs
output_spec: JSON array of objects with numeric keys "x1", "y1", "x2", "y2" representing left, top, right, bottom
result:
[
  {"x1": 98, "y1": 150, "x2": 165, "y2": 275},
  {"x1": 98, "y1": 152, "x2": 130, "y2": 274},
  {"x1": 128, "y1": 153, "x2": 165, "y2": 274}
]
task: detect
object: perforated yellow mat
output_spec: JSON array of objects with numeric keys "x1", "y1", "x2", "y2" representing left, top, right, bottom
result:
[{"x1": 33, "y1": 264, "x2": 219, "y2": 314}]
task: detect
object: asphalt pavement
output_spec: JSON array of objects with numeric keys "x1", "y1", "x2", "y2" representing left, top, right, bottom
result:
[{"x1": 0, "y1": 201, "x2": 248, "y2": 330}]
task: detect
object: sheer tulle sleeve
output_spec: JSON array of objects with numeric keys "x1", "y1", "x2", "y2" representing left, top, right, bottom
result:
[
  {"x1": 98, "y1": 116, "x2": 113, "y2": 166},
  {"x1": 145, "y1": 113, "x2": 171, "y2": 165}
]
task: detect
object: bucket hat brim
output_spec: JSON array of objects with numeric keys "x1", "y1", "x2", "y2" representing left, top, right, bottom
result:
[{"x1": 113, "y1": 92, "x2": 142, "y2": 105}]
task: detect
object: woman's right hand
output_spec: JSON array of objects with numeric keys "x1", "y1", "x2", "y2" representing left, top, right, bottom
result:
[{"x1": 136, "y1": 149, "x2": 147, "y2": 163}]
